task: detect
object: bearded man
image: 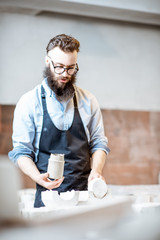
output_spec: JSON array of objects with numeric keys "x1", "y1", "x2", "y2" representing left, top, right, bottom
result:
[{"x1": 9, "y1": 34, "x2": 110, "y2": 208}]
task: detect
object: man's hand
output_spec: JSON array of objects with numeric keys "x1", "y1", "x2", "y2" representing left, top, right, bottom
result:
[
  {"x1": 37, "y1": 173, "x2": 64, "y2": 190},
  {"x1": 17, "y1": 156, "x2": 64, "y2": 190},
  {"x1": 88, "y1": 169, "x2": 105, "y2": 184}
]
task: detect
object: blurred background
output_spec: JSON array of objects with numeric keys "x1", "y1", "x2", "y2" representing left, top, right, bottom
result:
[{"x1": 0, "y1": 0, "x2": 160, "y2": 188}]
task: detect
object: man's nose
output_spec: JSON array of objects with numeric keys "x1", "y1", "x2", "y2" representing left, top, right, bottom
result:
[{"x1": 62, "y1": 68, "x2": 69, "y2": 77}]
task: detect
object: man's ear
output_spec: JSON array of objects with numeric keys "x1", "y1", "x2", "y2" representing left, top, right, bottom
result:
[{"x1": 45, "y1": 56, "x2": 50, "y2": 67}]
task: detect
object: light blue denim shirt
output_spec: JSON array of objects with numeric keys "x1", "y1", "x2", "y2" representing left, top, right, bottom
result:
[{"x1": 8, "y1": 78, "x2": 110, "y2": 164}]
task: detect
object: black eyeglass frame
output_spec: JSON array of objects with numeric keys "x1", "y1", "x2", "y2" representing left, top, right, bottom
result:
[{"x1": 48, "y1": 56, "x2": 79, "y2": 75}]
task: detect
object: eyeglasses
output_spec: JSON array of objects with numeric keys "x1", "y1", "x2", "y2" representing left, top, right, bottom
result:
[{"x1": 48, "y1": 56, "x2": 79, "y2": 75}]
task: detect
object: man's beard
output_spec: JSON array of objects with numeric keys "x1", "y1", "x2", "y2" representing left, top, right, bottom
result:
[{"x1": 43, "y1": 67, "x2": 76, "y2": 101}]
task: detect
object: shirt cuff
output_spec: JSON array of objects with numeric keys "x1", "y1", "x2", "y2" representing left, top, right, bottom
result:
[
  {"x1": 8, "y1": 147, "x2": 35, "y2": 164},
  {"x1": 90, "y1": 145, "x2": 110, "y2": 156}
]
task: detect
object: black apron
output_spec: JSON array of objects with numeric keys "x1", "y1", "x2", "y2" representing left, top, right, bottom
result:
[{"x1": 34, "y1": 85, "x2": 91, "y2": 207}]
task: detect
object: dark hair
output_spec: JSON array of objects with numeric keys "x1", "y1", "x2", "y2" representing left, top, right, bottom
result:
[{"x1": 46, "y1": 34, "x2": 80, "y2": 53}]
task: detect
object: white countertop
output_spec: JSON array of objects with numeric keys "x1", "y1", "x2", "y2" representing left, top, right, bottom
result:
[{"x1": 1, "y1": 185, "x2": 160, "y2": 240}]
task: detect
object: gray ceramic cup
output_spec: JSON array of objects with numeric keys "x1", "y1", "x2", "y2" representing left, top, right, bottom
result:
[{"x1": 47, "y1": 154, "x2": 65, "y2": 179}]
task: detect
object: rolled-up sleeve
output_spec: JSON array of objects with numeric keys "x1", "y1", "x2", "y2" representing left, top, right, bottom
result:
[{"x1": 8, "y1": 93, "x2": 36, "y2": 164}]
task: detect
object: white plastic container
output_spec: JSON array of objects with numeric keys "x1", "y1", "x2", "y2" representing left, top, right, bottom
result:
[
  {"x1": 88, "y1": 178, "x2": 108, "y2": 199},
  {"x1": 47, "y1": 154, "x2": 65, "y2": 179}
]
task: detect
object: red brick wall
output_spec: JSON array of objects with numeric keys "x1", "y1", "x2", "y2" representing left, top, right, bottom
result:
[
  {"x1": 101, "y1": 109, "x2": 160, "y2": 185},
  {"x1": 0, "y1": 105, "x2": 35, "y2": 188},
  {"x1": 0, "y1": 105, "x2": 160, "y2": 187},
  {"x1": 0, "y1": 105, "x2": 15, "y2": 154}
]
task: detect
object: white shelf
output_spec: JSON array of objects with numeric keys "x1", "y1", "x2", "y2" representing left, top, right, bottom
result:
[{"x1": 0, "y1": 0, "x2": 160, "y2": 26}]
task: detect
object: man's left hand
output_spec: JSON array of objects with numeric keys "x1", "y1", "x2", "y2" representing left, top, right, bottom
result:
[{"x1": 88, "y1": 169, "x2": 105, "y2": 184}]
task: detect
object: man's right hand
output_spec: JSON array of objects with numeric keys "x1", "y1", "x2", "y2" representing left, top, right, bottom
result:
[
  {"x1": 37, "y1": 173, "x2": 64, "y2": 190},
  {"x1": 17, "y1": 156, "x2": 64, "y2": 190}
]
